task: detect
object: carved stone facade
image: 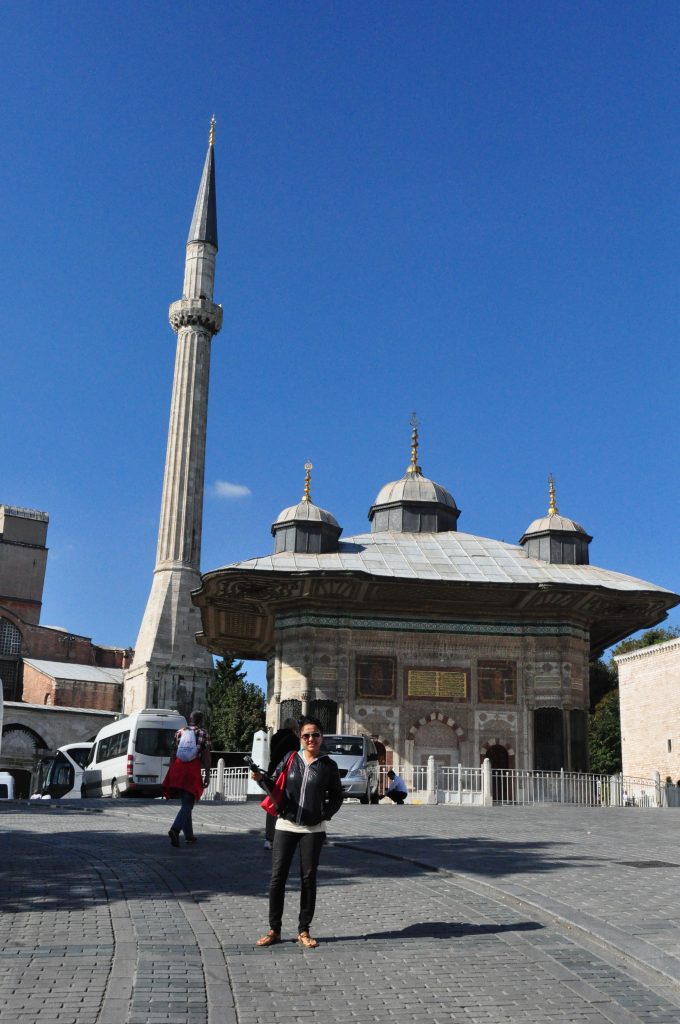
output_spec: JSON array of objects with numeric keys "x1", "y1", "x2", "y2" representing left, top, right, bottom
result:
[{"x1": 262, "y1": 612, "x2": 590, "y2": 773}]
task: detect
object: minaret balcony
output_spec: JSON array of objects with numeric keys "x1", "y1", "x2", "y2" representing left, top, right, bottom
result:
[{"x1": 169, "y1": 298, "x2": 223, "y2": 334}]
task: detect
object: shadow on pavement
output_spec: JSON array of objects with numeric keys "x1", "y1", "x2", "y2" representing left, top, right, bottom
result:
[
  {"x1": 324, "y1": 920, "x2": 544, "y2": 942},
  {"x1": 1, "y1": 812, "x2": 594, "y2": 917}
]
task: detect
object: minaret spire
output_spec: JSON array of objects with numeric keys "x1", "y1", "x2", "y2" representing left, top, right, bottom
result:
[
  {"x1": 124, "y1": 128, "x2": 222, "y2": 717},
  {"x1": 405, "y1": 411, "x2": 423, "y2": 476},
  {"x1": 302, "y1": 461, "x2": 313, "y2": 503},
  {"x1": 548, "y1": 474, "x2": 558, "y2": 517}
]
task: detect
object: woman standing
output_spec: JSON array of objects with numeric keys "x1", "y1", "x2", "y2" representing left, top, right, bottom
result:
[
  {"x1": 162, "y1": 710, "x2": 211, "y2": 846},
  {"x1": 251, "y1": 716, "x2": 343, "y2": 948}
]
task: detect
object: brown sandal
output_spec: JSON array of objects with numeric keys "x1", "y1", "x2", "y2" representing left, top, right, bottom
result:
[
  {"x1": 255, "y1": 929, "x2": 280, "y2": 947},
  {"x1": 297, "y1": 931, "x2": 318, "y2": 948}
]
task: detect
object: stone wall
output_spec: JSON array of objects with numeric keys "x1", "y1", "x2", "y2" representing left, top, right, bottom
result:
[{"x1": 616, "y1": 638, "x2": 680, "y2": 783}]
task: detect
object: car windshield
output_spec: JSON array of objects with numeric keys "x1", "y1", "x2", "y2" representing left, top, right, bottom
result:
[
  {"x1": 68, "y1": 747, "x2": 92, "y2": 768},
  {"x1": 323, "y1": 736, "x2": 363, "y2": 756},
  {"x1": 136, "y1": 728, "x2": 177, "y2": 757},
  {"x1": 45, "y1": 752, "x2": 74, "y2": 789}
]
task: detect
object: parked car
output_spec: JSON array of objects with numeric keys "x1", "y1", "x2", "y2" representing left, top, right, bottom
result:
[
  {"x1": 40, "y1": 742, "x2": 93, "y2": 799},
  {"x1": 82, "y1": 708, "x2": 186, "y2": 798},
  {"x1": 322, "y1": 734, "x2": 380, "y2": 803}
]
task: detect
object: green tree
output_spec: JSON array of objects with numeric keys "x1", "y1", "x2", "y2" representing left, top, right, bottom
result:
[
  {"x1": 588, "y1": 657, "x2": 617, "y2": 713},
  {"x1": 206, "y1": 657, "x2": 265, "y2": 751},
  {"x1": 588, "y1": 689, "x2": 622, "y2": 774},
  {"x1": 610, "y1": 625, "x2": 680, "y2": 658}
]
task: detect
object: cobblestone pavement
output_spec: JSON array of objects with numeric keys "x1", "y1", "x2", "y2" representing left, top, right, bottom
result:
[{"x1": 2, "y1": 800, "x2": 680, "y2": 1024}]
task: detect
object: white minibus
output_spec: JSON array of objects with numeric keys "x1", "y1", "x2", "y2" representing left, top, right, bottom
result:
[
  {"x1": 82, "y1": 708, "x2": 186, "y2": 798},
  {"x1": 41, "y1": 742, "x2": 93, "y2": 799},
  {"x1": 0, "y1": 772, "x2": 15, "y2": 800}
]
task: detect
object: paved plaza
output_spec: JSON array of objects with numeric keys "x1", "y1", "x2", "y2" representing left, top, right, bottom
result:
[{"x1": 2, "y1": 800, "x2": 680, "y2": 1024}]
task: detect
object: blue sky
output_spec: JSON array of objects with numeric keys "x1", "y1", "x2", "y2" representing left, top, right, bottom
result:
[{"x1": 3, "y1": 2, "x2": 680, "y2": 689}]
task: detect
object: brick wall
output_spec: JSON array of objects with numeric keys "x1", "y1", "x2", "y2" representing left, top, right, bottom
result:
[{"x1": 21, "y1": 663, "x2": 122, "y2": 713}]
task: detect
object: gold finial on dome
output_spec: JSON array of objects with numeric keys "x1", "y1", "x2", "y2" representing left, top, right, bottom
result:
[
  {"x1": 209, "y1": 116, "x2": 216, "y2": 146},
  {"x1": 548, "y1": 474, "x2": 559, "y2": 516},
  {"x1": 406, "y1": 411, "x2": 423, "y2": 476},
  {"x1": 302, "y1": 460, "x2": 313, "y2": 502}
]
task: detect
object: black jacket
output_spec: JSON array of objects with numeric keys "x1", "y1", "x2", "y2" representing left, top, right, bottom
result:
[{"x1": 268, "y1": 752, "x2": 344, "y2": 827}]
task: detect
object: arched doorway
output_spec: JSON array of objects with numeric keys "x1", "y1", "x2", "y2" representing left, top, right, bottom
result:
[
  {"x1": 486, "y1": 743, "x2": 510, "y2": 802},
  {"x1": 486, "y1": 743, "x2": 509, "y2": 770},
  {"x1": 480, "y1": 741, "x2": 515, "y2": 802}
]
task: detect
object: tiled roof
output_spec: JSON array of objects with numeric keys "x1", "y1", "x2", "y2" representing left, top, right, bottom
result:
[
  {"x1": 223, "y1": 529, "x2": 674, "y2": 595},
  {"x1": 23, "y1": 660, "x2": 124, "y2": 685}
]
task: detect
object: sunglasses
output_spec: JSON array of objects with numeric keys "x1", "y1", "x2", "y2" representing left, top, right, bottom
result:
[{"x1": 301, "y1": 732, "x2": 321, "y2": 740}]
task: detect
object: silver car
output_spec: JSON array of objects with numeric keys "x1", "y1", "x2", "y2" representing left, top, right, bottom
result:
[{"x1": 322, "y1": 734, "x2": 380, "y2": 804}]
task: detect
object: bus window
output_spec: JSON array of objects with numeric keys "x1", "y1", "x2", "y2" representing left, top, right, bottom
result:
[{"x1": 136, "y1": 728, "x2": 176, "y2": 757}]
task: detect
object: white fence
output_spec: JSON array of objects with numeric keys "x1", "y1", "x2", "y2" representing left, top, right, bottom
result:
[
  {"x1": 379, "y1": 762, "x2": 680, "y2": 809},
  {"x1": 203, "y1": 761, "x2": 680, "y2": 810},
  {"x1": 204, "y1": 765, "x2": 249, "y2": 802}
]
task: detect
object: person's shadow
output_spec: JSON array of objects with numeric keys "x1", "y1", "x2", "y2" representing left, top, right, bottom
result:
[{"x1": 323, "y1": 920, "x2": 543, "y2": 943}]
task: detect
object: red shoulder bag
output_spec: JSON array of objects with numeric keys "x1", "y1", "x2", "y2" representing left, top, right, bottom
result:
[{"x1": 260, "y1": 751, "x2": 297, "y2": 817}]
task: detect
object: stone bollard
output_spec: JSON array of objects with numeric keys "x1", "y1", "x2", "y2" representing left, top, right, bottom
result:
[
  {"x1": 427, "y1": 755, "x2": 437, "y2": 805},
  {"x1": 482, "y1": 757, "x2": 493, "y2": 807},
  {"x1": 214, "y1": 758, "x2": 225, "y2": 802},
  {"x1": 653, "y1": 770, "x2": 662, "y2": 809}
]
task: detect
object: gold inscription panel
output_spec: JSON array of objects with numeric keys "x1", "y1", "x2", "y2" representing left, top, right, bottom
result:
[{"x1": 407, "y1": 669, "x2": 469, "y2": 700}]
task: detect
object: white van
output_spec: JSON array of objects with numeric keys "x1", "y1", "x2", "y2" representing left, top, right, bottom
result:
[
  {"x1": 82, "y1": 708, "x2": 186, "y2": 798},
  {"x1": 0, "y1": 772, "x2": 15, "y2": 800},
  {"x1": 41, "y1": 742, "x2": 93, "y2": 799}
]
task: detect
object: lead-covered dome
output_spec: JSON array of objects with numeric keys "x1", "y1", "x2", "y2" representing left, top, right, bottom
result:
[
  {"x1": 271, "y1": 463, "x2": 342, "y2": 554},
  {"x1": 519, "y1": 477, "x2": 591, "y2": 565},
  {"x1": 368, "y1": 419, "x2": 460, "y2": 534}
]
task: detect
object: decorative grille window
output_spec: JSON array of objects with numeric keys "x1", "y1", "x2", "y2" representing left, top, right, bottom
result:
[
  {"x1": 279, "y1": 699, "x2": 302, "y2": 726},
  {"x1": 534, "y1": 707, "x2": 564, "y2": 771},
  {"x1": 569, "y1": 709, "x2": 588, "y2": 772},
  {"x1": 308, "y1": 700, "x2": 337, "y2": 734},
  {"x1": 0, "y1": 618, "x2": 22, "y2": 656}
]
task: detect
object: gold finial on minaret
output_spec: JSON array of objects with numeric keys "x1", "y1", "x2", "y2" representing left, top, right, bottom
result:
[
  {"x1": 209, "y1": 116, "x2": 216, "y2": 146},
  {"x1": 406, "y1": 411, "x2": 422, "y2": 476},
  {"x1": 548, "y1": 474, "x2": 559, "y2": 516},
  {"x1": 302, "y1": 460, "x2": 313, "y2": 502}
]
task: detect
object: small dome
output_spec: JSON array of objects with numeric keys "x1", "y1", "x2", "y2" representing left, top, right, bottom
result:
[
  {"x1": 519, "y1": 477, "x2": 592, "y2": 565},
  {"x1": 371, "y1": 474, "x2": 458, "y2": 511},
  {"x1": 273, "y1": 500, "x2": 340, "y2": 529},
  {"x1": 271, "y1": 461, "x2": 342, "y2": 554},
  {"x1": 521, "y1": 513, "x2": 588, "y2": 537}
]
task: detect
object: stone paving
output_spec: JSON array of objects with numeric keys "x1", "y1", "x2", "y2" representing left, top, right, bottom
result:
[{"x1": 2, "y1": 800, "x2": 680, "y2": 1024}]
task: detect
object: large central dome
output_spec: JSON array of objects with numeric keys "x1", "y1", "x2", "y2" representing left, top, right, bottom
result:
[{"x1": 368, "y1": 420, "x2": 460, "y2": 534}]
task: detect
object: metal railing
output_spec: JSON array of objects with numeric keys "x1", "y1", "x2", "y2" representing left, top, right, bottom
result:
[
  {"x1": 380, "y1": 762, "x2": 678, "y2": 809},
  {"x1": 205, "y1": 766, "x2": 248, "y2": 802},
  {"x1": 204, "y1": 762, "x2": 679, "y2": 810}
]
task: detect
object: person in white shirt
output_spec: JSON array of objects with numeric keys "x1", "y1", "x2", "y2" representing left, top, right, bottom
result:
[{"x1": 383, "y1": 769, "x2": 408, "y2": 805}]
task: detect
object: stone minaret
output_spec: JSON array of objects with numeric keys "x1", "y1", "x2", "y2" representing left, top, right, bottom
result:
[{"x1": 123, "y1": 121, "x2": 222, "y2": 717}]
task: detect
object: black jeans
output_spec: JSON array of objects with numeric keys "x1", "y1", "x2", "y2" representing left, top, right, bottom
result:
[
  {"x1": 268, "y1": 828, "x2": 325, "y2": 933},
  {"x1": 386, "y1": 791, "x2": 406, "y2": 804}
]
